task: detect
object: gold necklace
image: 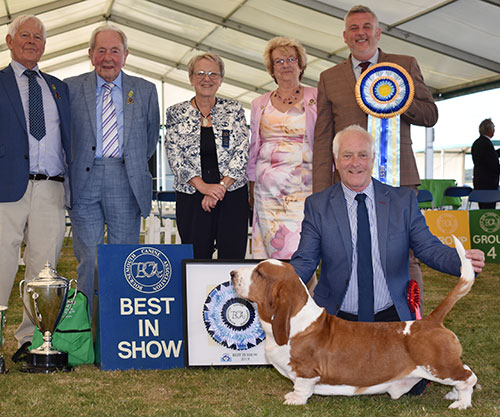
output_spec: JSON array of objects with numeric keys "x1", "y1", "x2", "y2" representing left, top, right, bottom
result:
[
  {"x1": 193, "y1": 97, "x2": 213, "y2": 127},
  {"x1": 274, "y1": 86, "x2": 302, "y2": 104}
]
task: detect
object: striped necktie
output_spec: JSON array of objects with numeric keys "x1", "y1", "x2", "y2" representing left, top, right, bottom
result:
[
  {"x1": 24, "y1": 70, "x2": 46, "y2": 140},
  {"x1": 102, "y1": 82, "x2": 119, "y2": 158}
]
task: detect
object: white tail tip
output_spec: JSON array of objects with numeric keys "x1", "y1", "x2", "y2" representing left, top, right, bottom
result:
[{"x1": 452, "y1": 235, "x2": 474, "y2": 280}]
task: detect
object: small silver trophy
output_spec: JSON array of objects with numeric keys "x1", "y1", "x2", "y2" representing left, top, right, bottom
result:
[
  {"x1": 0, "y1": 305, "x2": 7, "y2": 374},
  {"x1": 19, "y1": 262, "x2": 77, "y2": 373}
]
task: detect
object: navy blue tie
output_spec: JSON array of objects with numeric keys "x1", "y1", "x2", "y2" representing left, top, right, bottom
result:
[
  {"x1": 24, "y1": 70, "x2": 46, "y2": 141},
  {"x1": 355, "y1": 193, "x2": 374, "y2": 322}
]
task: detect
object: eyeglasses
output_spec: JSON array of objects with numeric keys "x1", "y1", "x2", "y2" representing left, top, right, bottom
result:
[
  {"x1": 273, "y1": 57, "x2": 298, "y2": 66},
  {"x1": 193, "y1": 71, "x2": 221, "y2": 79}
]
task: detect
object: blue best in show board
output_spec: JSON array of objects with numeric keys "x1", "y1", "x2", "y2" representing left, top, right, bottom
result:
[{"x1": 96, "y1": 244, "x2": 193, "y2": 370}]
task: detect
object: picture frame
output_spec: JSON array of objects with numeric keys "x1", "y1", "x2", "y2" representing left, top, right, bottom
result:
[{"x1": 183, "y1": 259, "x2": 270, "y2": 367}]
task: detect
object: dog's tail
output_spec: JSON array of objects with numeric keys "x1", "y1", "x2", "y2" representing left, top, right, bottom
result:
[{"x1": 427, "y1": 235, "x2": 475, "y2": 324}]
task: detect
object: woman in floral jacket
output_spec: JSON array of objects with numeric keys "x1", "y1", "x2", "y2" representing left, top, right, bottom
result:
[{"x1": 165, "y1": 53, "x2": 249, "y2": 259}]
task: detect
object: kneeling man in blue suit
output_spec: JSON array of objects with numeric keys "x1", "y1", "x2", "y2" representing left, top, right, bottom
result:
[{"x1": 291, "y1": 125, "x2": 485, "y2": 324}]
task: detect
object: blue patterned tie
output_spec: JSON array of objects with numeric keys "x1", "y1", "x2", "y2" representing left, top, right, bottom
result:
[
  {"x1": 355, "y1": 193, "x2": 374, "y2": 321},
  {"x1": 102, "y1": 82, "x2": 119, "y2": 158},
  {"x1": 24, "y1": 70, "x2": 46, "y2": 140}
]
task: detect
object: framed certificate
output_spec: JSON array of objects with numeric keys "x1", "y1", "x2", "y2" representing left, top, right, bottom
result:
[{"x1": 183, "y1": 259, "x2": 270, "y2": 367}]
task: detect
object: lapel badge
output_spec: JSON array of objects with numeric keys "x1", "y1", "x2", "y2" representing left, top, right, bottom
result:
[
  {"x1": 308, "y1": 98, "x2": 316, "y2": 106},
  {"x1": 51, "y1": 84, "x2": 61, "y2": 99},
  {"x1": 127, "y1": 90, "x2": 134, "y2": 104}
]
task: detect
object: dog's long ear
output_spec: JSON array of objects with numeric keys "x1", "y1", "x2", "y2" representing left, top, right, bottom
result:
[{"x1": 271, "y1": 282, "x2": 292, "y2": 346}]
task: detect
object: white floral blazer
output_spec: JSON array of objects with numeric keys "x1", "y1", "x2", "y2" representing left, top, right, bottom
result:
[{"x1": 165, "y1": 97, "x2": 249, "y2": 194}]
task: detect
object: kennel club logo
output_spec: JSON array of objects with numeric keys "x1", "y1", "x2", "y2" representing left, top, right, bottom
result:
[
  {"x1": 436, "y1": 212, "x2": 459, "y2": 235},
  {"x1": 479, "y1": 212, "x2": 500, "y2": 233},
  {"x1": 124, "y1": 247, "x2": 172, "y2": 293}
]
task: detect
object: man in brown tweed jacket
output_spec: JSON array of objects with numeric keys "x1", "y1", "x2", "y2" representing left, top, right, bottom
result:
[{"x1": 313, "y1": 5, "x2": 438, "y2": 192}]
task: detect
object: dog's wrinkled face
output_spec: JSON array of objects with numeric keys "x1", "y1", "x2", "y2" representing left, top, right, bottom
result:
[{"x1": 231, "y1": 260, "x2": 309, "y2": 345}]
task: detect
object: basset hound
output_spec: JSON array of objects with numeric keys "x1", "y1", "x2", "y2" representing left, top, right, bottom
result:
[{"x1": 230, "y1": 236, "x2": 477, "y2": 409}]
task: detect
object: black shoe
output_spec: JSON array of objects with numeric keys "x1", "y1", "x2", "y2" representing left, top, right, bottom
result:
[
  {"x1": 407, "y1": 379, "x2": 429, "y2": 396},
  {"x1": 11, "y1": 341, "x2": 31, "y2": 363}
]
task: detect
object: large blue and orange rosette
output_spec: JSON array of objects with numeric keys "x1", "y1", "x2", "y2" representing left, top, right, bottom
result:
[{"x1": 355, "y1": 62, "x2": 414, "y2": 186}]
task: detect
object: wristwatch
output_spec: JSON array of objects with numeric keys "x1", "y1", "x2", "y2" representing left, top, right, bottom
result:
[{"x1": 219, "y1": 180, "x2": 228, "y2": 189}]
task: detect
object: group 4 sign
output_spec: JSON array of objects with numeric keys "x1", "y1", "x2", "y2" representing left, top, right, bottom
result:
[
  {"x1": 424, "y1": 209, "x2": 500, "y2": 263},
  {"x1": 96, "y1": 244, "x2": 193, "y2": 370}
]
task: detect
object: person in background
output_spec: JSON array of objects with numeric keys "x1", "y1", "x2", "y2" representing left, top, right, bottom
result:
[
  {"x1": 313, "y1": 5, "x2": 439, "y2": 308},
  {"x1": 165, "y1": 53, "x2": 249, "y2": 259},
  {"x1": 471, "y1": 118, "x2": 499, "y2": 209},
  {"x1": 65, "y1": 25, "x2": 160, "y2": 316},
  {"x1": 247, "y1": 37, "x2": 317, "y2": 260},
  {"x1": 0, "y1": 15, "x2": 71, "y2": 360}
]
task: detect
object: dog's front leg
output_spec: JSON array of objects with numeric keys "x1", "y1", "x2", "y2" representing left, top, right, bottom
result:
[{"x1": 284, "y1": 377, "x2": 320, "y2": 405}]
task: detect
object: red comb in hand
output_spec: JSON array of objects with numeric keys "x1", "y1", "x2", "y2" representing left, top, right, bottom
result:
[{"x1": 407, "y1": 279, "x2": 422, "y2": 320}]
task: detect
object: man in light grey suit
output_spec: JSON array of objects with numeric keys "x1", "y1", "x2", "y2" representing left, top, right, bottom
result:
[{"x1": 66, "y1": 25, "x2": 160, "y2": 316}]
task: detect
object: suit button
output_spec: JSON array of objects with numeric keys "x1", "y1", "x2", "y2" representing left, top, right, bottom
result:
[
  {"x1": 86, "y1": 167, "x2": 90, "y2": 172},
  {"x1": 92, "y1": 146, "x2": 96, "y2": 151},
  {"x1": 24, "y1": 154, "x2": 28, "y2": 159}
]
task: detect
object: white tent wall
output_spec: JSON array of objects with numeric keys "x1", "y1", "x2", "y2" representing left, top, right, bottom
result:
[{"x1": 415, "y1": 148, "x2": 469, "y2": 186}]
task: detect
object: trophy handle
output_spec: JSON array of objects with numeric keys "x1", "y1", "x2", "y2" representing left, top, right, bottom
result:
[
  {"x1": 59, "y1": 279, "x2": 78, "y2": 323},
  {"x1": 19, "y1": 280, "x2": 37, "y2": 325}
]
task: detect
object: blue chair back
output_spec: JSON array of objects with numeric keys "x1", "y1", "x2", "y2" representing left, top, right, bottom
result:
[
  {"x1": 417, "y1": 189, "x2": 433, "y2": 203},
  {"x1": 467, "y1": 189, "x2": 500, "y2": 209},
  {"x1": 444, "y1": 186, "x2": 472, "y2": 198}
]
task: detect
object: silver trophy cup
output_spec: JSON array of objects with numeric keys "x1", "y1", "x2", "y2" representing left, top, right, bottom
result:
[
  {"x1": 20, "y1": 262, "x2": 77, "y2": 373},
  {"x1": 0, "y1": 305, "x2": 7, "y2": 373}
]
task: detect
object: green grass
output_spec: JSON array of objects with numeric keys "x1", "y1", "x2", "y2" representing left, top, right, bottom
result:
[{"x1": 1, "y1": 244, "x2": 500, "y2": 416}]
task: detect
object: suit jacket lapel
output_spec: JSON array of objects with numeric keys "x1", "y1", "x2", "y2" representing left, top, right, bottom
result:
[
  {"x1": 84, "y1": 71, "x2": 97, "y2": 140},
  {"x1": 0, "y1": 65, "x2": 27, "y2": 132},
  {"x1": 122, "y1": 72, "x2": 134, "y2": 148},
  {"x1": 329, "y1": 185, "x2": 353, "y2": 268},
  {"x1": 373, "y1": 179, "x2": 390, "y2": 275},
  {"x1": 341, "y1": 58, "x2": 357, "y2": 94}
]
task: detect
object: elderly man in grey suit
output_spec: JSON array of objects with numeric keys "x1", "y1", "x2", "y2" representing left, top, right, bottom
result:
[
  {"x1": 313, "y1": 5, "x2": 438, "y2": 310},
  {"x1": 66, "y1": 25, "x2": 160, "y2": 316}
]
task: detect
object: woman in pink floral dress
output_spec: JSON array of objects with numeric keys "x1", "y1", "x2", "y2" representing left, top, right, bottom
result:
[{"x1": 247, "y1": 37, "x2": 317, "y2": 259}]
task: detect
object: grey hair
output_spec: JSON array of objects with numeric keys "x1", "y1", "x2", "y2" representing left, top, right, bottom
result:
[
  {"x1": 187, "y1": 53, "x2": 225, "y2": 78},
  {"x1": 332, "y1": 124, "x2": 375, "y2": 157},
  {"x1": 8, "y1": 15, "x2": 46, "y2": 41},
  {"x1": 89, "y1": 24, "x2": 128, "y2": 51},
  {"x1": 344, "y1": 5, "x2": 379, "y2": 26},
  {"x1": 479, "y1": 118, "x2": 495, "y2": 136}
]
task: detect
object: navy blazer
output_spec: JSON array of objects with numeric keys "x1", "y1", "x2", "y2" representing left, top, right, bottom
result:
[
  {"x1": 0, "y1": 64, "x2": 71, "y2": 205},
  {"x1": 290, "y1": 179, "x2": 461, "y2": 321}
]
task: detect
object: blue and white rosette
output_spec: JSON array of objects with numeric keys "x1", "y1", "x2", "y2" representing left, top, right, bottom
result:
[
  {"x1": 355, "y1": 62, "x2": 414, "y2": 186},
  {"x1": 203, "y1": 281, "x2": 265, "y2": 351}
]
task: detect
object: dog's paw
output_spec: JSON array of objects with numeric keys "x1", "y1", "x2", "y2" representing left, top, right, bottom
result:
[
  {"x1": 283, "y1": 391, "x2": 308, "y2": 405},
  {"x1": 444, "y1": 388, "x2": 459, "y2": 401},
  {"x1": 448, "y1": 400, "x2": 472, "y2": 410}
]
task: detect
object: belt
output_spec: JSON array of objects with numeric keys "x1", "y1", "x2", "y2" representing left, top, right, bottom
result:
[{"x1": 29, "y1": 174, "x2": 65, "y2": 183}]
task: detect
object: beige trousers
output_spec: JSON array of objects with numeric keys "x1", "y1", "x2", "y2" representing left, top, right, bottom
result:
[{"x1": 0, "y1": 180, "x2": 65, "y2": 347}]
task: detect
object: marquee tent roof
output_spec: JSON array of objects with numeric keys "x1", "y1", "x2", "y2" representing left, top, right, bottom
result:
[{"x1": 1, "y1": 0, "x2": 499, "y2": 109}]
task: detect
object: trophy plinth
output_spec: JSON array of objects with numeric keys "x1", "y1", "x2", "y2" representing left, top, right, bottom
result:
[{"x1": 19, "y1": 262, "x2": 76, "y2": 373}]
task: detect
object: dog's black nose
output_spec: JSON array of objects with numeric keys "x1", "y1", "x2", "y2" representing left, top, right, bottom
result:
[{"x1": 230, "y1": 271, "x2": 235, "y2": 278}]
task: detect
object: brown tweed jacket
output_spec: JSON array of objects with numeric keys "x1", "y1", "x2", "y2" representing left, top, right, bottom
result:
[{"x1": 313, "y1": 49, "x2": 438, "y2": 192}]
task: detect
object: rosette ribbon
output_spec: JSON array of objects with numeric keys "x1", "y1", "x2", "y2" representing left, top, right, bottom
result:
[{"x1": 355, "y1": 62, "x2": 415, "y2": 186}]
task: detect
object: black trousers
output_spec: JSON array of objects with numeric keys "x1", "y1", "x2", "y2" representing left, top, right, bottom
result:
[
  {"x1": 176, "y1": 185, "x2": 249, "y2": 259},
  {"x1": 337, "y1": 305, "x2": 400, "y2": 322}
]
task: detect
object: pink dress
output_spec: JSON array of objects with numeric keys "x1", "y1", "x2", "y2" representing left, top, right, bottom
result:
[{"x1": 252, "y1": 99, "x2": 312, "y2": 259}]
